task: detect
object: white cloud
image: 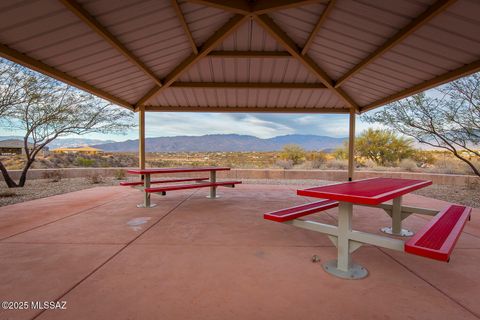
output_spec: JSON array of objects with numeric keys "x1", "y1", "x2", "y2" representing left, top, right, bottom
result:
[
  {"x1": 294, "y1": 115, "x2": 317, "y2": 124},
  {"x1": 143, "y1": 113, "x2": 294, "y2": 138},
  {"x1": 0, "y1": 112, "x2": 381, "y2": 141}
]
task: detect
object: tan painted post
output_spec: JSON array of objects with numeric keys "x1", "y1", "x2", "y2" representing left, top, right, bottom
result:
[
  {"x1": 138, "y1": 106, "x2": 146, "y2": 170},
  {"x1": 348, "y1": 107, "x2": 356, "y2": 181}
]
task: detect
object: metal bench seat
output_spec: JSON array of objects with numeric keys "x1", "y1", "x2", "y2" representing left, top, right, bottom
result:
[
  {"x1": 120, "y1": 177, "x2": 208, "y2": 187},
  {"x1": 145, "y1": 181, "x2": 242, "y2": 195},
  {"x1": 405, "y1": 204, "x2": 472, "y2": 262},
  {"x1": 264, "y1": 200, "x2": 339, "y2": 222}
]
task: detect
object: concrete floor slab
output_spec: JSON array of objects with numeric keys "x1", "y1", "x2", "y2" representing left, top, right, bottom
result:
[
  {"x1": 136, "y1": 185, "x2": 337, "y2": 246},
  {"x1": 36, "y1": 245, "x2": 477, "y2": 320},
  {"x1": 3, "y1": 190, "x2": 195, "y2": 245},
  {"x1": 0, "y1": 187, "x2": 129, "y2": 240},
  {"x1": 0, "y1": 243, "x2": 122, "y2": 320},
  {"x1": 386, "y1": 248, "x2": 480, "y2": 317},
  {"x1": 0, "y1": 184, "x2": 478, "y2": 320}
]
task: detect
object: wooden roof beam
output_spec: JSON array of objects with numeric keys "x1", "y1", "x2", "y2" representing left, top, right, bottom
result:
[
  {"x1": 145, "y1": 105, "x2": 349, "y2": 113},
  {"x1": 254, "y1": 14, "x2": 359, "y2": 112},
  {"x1": 59, "y1": 0, "x2": 163, "y2": 87},
  {"x1": 361, "y1": 59, "x2": 480, "y2": 113},
  {"x1": 135, "y1": 14, "x2": 249, "y2": 108},
  {"x1": 171, "y1": 0, "x2": 198, "y2": 55},
  {"x1": 171, "y1": 82, "x2": 326, "y2": 89},
  {"x1": 183, "y1": 0, "x2": 250, "y2": 15},
  {"x1": 252, "y1": 0, "x2": 326, "y2": 15},
  {"x1": 184, "y1": 0, "x2": 326, "y2": 15},
  {"x1": 0, "y1": 43, "x2": 133, "y2": 110},
  {"x1": 301, "y1": 0, "x2": 336, "y2": 55},
  {"x1": 208, "y1": 51, "x2": 291, "y2": 58},
  {"x1": 335, "y1": 0, "x2": 457, "y2": 88}
]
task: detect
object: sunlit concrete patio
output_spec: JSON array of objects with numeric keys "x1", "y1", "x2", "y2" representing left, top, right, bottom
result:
[{"x1": 0, "y1": 184, "x2": 479, "y2": 320}]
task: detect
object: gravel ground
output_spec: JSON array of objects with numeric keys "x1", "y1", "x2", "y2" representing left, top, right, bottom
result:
[
  {"x1": 0, "y1": 177, "x2": 119, "y2": 207},
  {"x1": 0, "y1": 178, "x2": 478, "y2": 208},
  {"x1": 412, "y1": 184, "x2": 480, "y2": 208}
]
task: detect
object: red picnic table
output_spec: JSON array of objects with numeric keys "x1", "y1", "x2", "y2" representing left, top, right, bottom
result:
[
  {"x1": 265, "y1": 178, "x2": 471, "y2": 279},
  {"x1": 124, "y1": 167, "x2": 241, "y2": 208}
]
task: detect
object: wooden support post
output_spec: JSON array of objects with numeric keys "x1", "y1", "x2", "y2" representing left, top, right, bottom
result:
[
  {"x1": 347, "y1": 108, "x2": 355, "y2": 181},
  {"x1": 138, "y1": 106, "x2": 146, "y2": 171}
]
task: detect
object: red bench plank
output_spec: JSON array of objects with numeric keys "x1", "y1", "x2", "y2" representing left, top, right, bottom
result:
[
  {"x1": 264, "y1": 200, "x2": 339, "y2": 222},
  {"x1": 120, "y1": 177, "x2": 208, "y2": 186},
  {"x1": 145, "y1": 181, "x2": 242, "y2": 193},
  {"x1": 405, "y1": 205, "x2": 472, "y2": 262}
]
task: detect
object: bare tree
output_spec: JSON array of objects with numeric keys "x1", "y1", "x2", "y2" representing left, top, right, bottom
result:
[
  {"x1": 0, "y1": 60, "x2": 28, "y2": 117},
  {"x1": 0, "y1": 59, "x2": 134, "y2": 187},
  {"x1": 362, "y1": 73, "x2": 480, "y2": 177}
]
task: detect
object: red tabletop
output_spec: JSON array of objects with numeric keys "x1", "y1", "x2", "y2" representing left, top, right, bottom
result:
[
  {"x1": 297, "y1": 178, "x2": 432, "y2": 205},
  {"x1": 127, "y1": 167, "x2": 231, "y2": 175}
]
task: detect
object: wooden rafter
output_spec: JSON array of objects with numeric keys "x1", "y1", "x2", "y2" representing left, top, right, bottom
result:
[
  {"x1": 171, "y1": 82, "x2": 326, "y2": 88},
  {"x1": 184, "y1": 0, "x2": 250, "y2": 15},
  {"x1": 171, "y1": 0, "x2": 198, "y2": 55},
  {"x1": 0, "y1": 43, "x2": 133, "y2": 110},
  {"x1": 135, "y1": 14, "x2": 249, "y2": 108},
  {"x1": 146, "y1": 106, "x2": 349, "y2": 113},
  {"x1": 59, "y1": 0, "x2": 163, "y2": 87},
  {"x1": 208, "y1": 51, "x2": 291, "y2": 58},
  {"x1": 301, "y1": 0, "x2": 336, "y2": 55},
  {"x1": 335, "y1": 0, "x2": 457, "y2": 88},
  {"x1": 254, "y1": 14, "x2": 359, "y2": 111},
  {"x1": 184, "y1": 0, "x2": 326, "y2": 15},
  {"x1": 252, "y1": 0, "x2": 326, "y2": 15},
  {"x1": 361, "y1": 59, "x2": 480, "y2": 113}
]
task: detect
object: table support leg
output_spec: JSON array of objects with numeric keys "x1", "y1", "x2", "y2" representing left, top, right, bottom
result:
[
  {"x1": 137, "y1": 174, "x2": 156, "y2": 208},
  {"x1": 323, "y1": 202, "x2": 368, "y2": 280},
  {"x1": 380, "y1": 197, "x2": 413, "y2": 236},
  {"x1": 207, "y1": 170, "x2": 218, "y2": 199}
]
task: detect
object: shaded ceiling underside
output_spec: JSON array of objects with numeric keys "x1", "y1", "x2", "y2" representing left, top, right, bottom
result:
[{"x1": 0, "y1": 0, "x2": 479, "y2": 113}]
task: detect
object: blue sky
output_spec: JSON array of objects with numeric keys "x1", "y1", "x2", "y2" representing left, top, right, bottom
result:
[{"x1": 0, "y1": 111, "x2": 379, "y2": 141}]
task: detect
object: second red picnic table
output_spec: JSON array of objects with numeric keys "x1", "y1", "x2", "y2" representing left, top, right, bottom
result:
[{"x1": 296, "y1": 178, "x2": 433, "y2": 279}]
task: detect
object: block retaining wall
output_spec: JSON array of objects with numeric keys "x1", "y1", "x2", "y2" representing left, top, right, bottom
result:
[{"x1": 2, "y1": 168, "x2": 477, "y2": 187}]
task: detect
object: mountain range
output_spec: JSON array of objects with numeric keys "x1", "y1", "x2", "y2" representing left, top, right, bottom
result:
[
  {"x1": 0, "y1": 134, "x2": 346, "y2": 152},
  {"x1": 0, "y1": 136, "x2": 115, "y2": 149},
  {"x1": 93, "y1": 134, "x2": 346, "y2": 152}
]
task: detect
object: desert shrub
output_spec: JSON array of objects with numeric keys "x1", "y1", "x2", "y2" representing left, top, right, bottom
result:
[
  {"x1": 280, "y1": 144, "x2": 306, "y2": 165},
  {"x1": 307, "y1": 151, "x2": 328, "y2": 168},
  {"x1": 42, "y1": 170, "x2": 64, "y2": 182},
  {"x1": 75, "y1": 156, "x2": 95, "y2": 167},
  {"x1": 362, "y1": 159, "x2": 377, "y2": 168},
  {"x1": 411, "y1": 150, "x2": 436, "y2": 166},
  {"x1": 276, "y1": 159, "x2": 294, "y2": 169},
  {"x1": 435, "y1": 158, "x2": 467, "y2": 174},
  {"x1": 148, "y1": 159, "x2": 171, "y2": 167},
  {"x1": 399, "y1": 159, "x2": 418, "y2": 172},
  {"x1": 325, "y1": 159, "x2": 348, "y2": 170},
  {"x1": 86, "y1": 172, "x2": 104, "y2": 184},
  {"x1": 114, "y1": 169, "x2": 126, "y2": 180},
  {"x1": 332, "y1": 144, "x2": 348, "y2": 160}
]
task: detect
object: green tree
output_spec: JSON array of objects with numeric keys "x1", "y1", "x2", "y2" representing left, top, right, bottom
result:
[
  {"x1": 332, "y1": 141, "x2": 348, "y2": 160},
  {"x1": 356, "y1": 129, "x2": 415, "y2": 166},
  {"x1": 280, "y1": 144, "x2": 306, "y2": 165},
  {"x1": 363, "y1": 73, "x2": 480, "y2": 176},
  {"x1": 0, "y1": 59, "x2": 134, "y2": 188}
]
